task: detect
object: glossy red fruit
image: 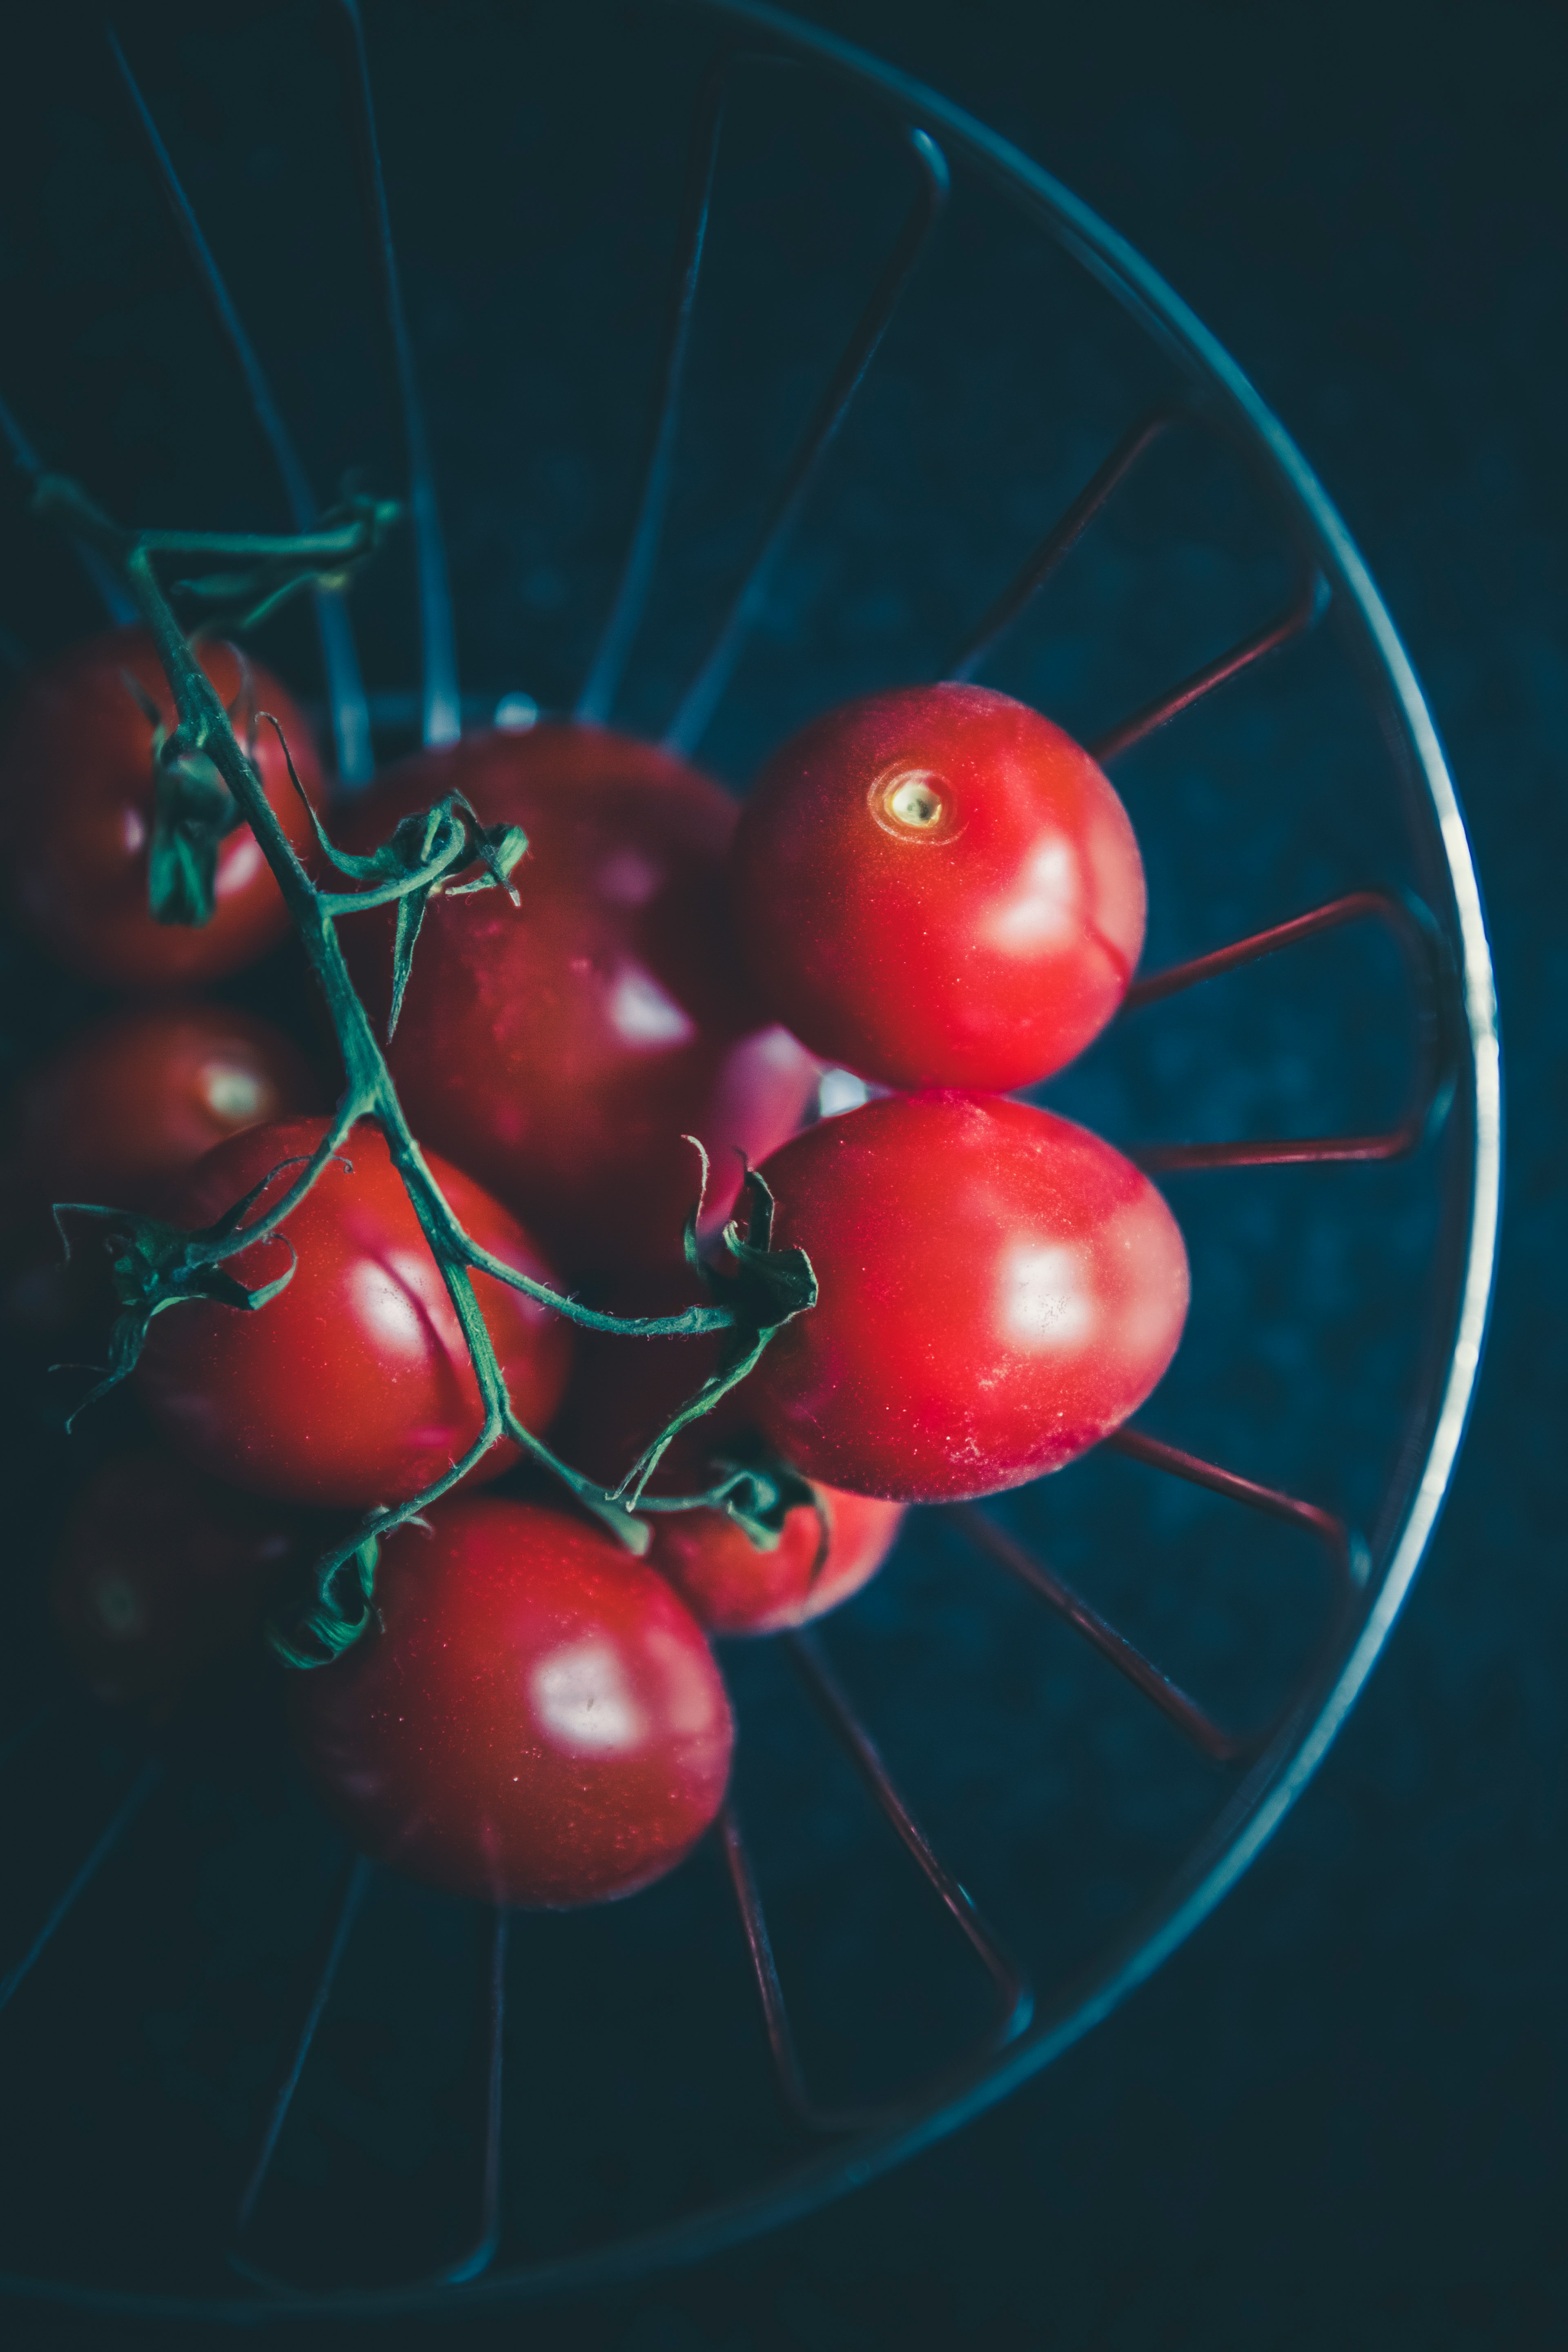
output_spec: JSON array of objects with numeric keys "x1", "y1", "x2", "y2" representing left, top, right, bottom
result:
[
  {"x1": 651, "y1": 1479, "x2": 902, "y2": 1638},
  {"x1": 288, "y1": 1494, "x2": 734, "y2": 1906},
  {"x1": 729, "y1": 683, "x2": 1146, "y2": 1091},
  {"x1": 336, "y1": 722, "x2": 820, "y2": 1274},
  {"x1": 136, "y1": 1115, "x2": 572, "y2": 1508},
  {"x1": 1, "y1": 1001, "x2": 325, "y2": 1339},
  {"x1": 50, "y1": 1448, "x2": 303, "y2": 1711},
  {"x1": 0, "y1": 626, "x2": 326, "y2": 988},
  {"x1": 744, "y1": 1093, "x2": 1189, "y2": 1503},
  {"x1": 4, "y1": 1000, "x2": 324, "y2": 1220},
  {"x1": 550, "y1": 1276, "x2": 904, "y2": 1636}
]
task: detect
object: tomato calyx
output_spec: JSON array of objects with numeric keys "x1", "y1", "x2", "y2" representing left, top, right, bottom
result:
[
  {"x1": 269, "y1": 1531, "x2": 383, "y2": 1671},
  {"x1": 710, "y1": 1434, "x2": 827, "y2": 1567},
  {"x1": 640, "y1": 1425, "x2": 832, "y2": 1567},
  {"x1": 148, "y1": 741, "x2": 237, "y2": 927},
  {"x1": 51, "y1": 1150, "x2": 330, "y2": 1424},
  {"x1": 668, "y1": 1421, "x2": 832, "y2": 1571},
  {"x1": 118, "y1": 656, "x2": 255, "y2": 929},
  {"x1": 612, "y1": 1149, "x2": 819, "y2": 1509}
]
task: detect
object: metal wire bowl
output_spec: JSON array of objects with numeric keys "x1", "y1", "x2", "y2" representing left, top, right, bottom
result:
[{"x1": 0, "y1": 0, "x2": 1499, "y2": 2321}]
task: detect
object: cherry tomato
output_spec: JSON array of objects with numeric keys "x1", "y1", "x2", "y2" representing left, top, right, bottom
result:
[
  {"x1": 650, "y1": 1475, "x2": 902, "y2": 1638},
  {"x1": 743, "y1": 1093, "x2": 1189, "y2": 1503},
  {"x1": 550, "y1": 1275, "x2": 904, "y2": 1636},
  {"x1": 50, "y1": 1448, "x2": 303, "y2": 1711},
  {"x1": 4, "y1": 999, "x2": 325, "y2": 1221},
  {"x1": 728, "y1": 683, "x2": 1146, "y2": 1091},
  {"x1": 336, "y1": 722, "x2": 820, "y2": 1275},
  {"x1": 135, "y1": 1115, "x2": 572, "y2": 1508},
  {"x1": 1, "y1": 1001, "x2": 325, "y2": 1341},
  {"x1": 0, "y1": 626, "x2": 325, "y2": 988},
  {"x1": 288, "y1": 1494, "x2": 734, "y2": 1906}
]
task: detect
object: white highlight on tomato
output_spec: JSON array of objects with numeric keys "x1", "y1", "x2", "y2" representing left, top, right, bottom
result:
[
  {"x1": 606, "y1": 961, "x2": 697, "y2": 1049},
  {"x1": 818, "y1": 1067, "x2": 871, "y2": 1118},
  {"x1": 350, "y1": 1253, "x2": 446, "y2": 1358},
  {"x1": 1001, "y1": 1241, "x2": 1094, "y2": 1348},
  {"x1": 984, "y1": 835, "x2": 1080, "y2": 951},
  {"x1": 217, "y1": 832, "x2": 265, "y2": 895},
  {"x1": 531, "y1": 1638, "x2": 646, "y2": 1755},
  {"x1": 197, "y1": 1059, "x2": 270, "y2": 1125}
]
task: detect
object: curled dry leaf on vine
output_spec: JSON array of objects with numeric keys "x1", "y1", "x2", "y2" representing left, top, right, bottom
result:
[{"x1": 30, "y1": 477, "x2": 821, "y2": 1670}]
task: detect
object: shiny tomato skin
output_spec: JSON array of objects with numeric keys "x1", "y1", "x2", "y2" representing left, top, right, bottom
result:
[
  {"x1": 549, "y1": 1274, "x2": 904, "y2": 1636},
  {"x1": 4, "y1": 1000, "x2": 325, "y2": 1218},
  {"x1": 746, "y1": 1093, "x2": 1189, "y2": 1503},
  {"x1": 0, "y1": 626, "x2": 325, "y2": 988},
  {"x1": 336, "y1": 722, "x2": 820, "y2": 1275},
  {"x1": 50, "y1": 1448, "x2": 302, "y2": 1711},
  {"x1": 729, "y1": 684, "x2": 1145, "y2": 1091},
  {"x1": 135, "y1": 1116, "x2": 571, "y2": 1508},
  {"x1": 287, "y1": 1494, "x2": 734, "y2": 1907},
  {"x1": 1, "y1": 1001, "x2": 325, "y2": 1339}
]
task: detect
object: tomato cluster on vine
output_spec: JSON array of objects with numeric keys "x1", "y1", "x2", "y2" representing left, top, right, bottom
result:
[{"x1": 3, "y1": 591, "x2": 1187, "y2": 1913}]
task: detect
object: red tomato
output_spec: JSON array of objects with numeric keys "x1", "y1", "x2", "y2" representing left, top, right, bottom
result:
[
  {"x1": 288, "y1": 1494, "x2": 734, "y2": 1906},
  {"x1": 743, "y1": 1094, "x2": 1189, "y2": 1503},
  {"x1": 135, "y1": 1115, "x2": 572, "y2": 1508},
  {"x1": 4, "y1": 999, "x2": 325, "y2": 1221},
  {"x1": 335, "y1": 722, "x2": 820, "y2": 1275},
  {"x1": 550, "y1": 1275, "x2": 904, "y2": 1636},
  {"x1": 50, "y1": 1448, "x2": 303, "y2": 1711},
  {"x1": 1, "y1": 1001, "x2": 325, "y2": 1340},
  {"x1": 0, "y1": 626, "x2": 325, "y2": 988},
  {"x1": 651, "y1": 1478, "x2": 902, "y2": 1639},
  {"x1": 729, "y1": 683, "x2": 1146, "y2": 1091}
]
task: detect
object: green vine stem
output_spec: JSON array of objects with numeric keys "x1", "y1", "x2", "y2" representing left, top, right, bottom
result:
[{"x1": 31, "y1": 474, "x2": 817, "y2": 1667}]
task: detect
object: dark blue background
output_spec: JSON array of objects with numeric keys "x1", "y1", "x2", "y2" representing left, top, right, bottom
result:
[{"x1": 4, "y1": 0, "x2": 1564, "y2": 2344}]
